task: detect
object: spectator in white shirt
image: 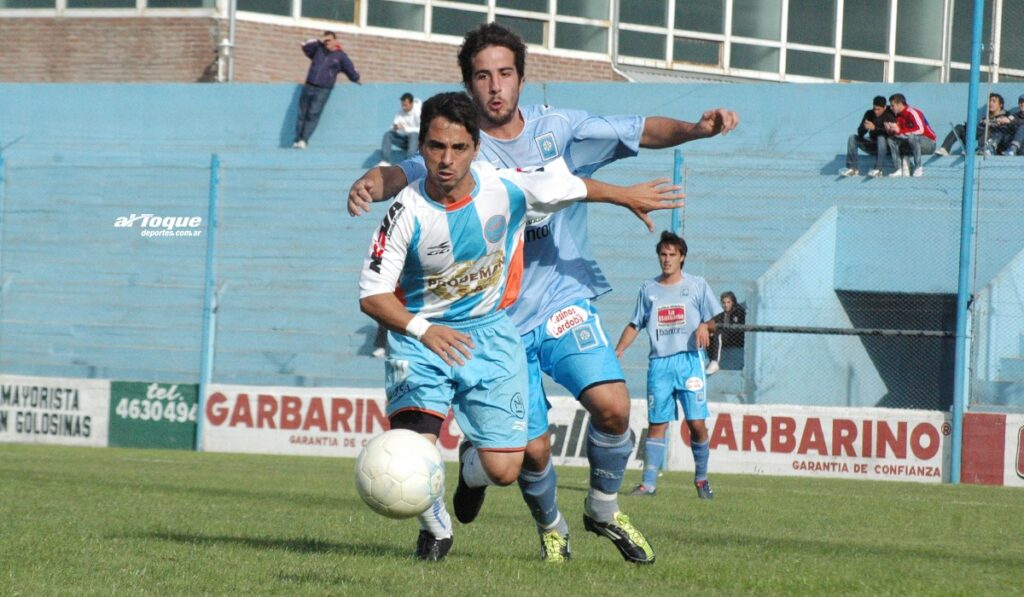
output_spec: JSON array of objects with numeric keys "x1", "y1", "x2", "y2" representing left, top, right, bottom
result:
[{"x1": 379, "y1": 92, "x2": 421, "y2": 166}]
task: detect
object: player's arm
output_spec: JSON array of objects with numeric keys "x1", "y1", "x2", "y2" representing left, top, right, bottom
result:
[
  {"x1": 359, "y1": 293, "x2": 475, "y2": 367},
  {"x1": 696, "y1": 320, "x2": 716, "y2": 349},
  {"x1": 614, "y1": 324, "x2": 639, "y2": 360},
  {"x1": 640, "y1": 109, "x2": 739, "y2": 148},
  {"x1": 581, "y1": 177, "x2": 684, "y2": 232},
  {"x1": 347, "y1": 165, "x2": 410, "y2": 216}
]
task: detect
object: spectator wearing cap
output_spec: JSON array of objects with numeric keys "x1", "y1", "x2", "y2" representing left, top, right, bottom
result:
[
  {"x1": 840, "y1": 95, "x2": 896, "y2": 178},
  {"x1": 1001, "y1": 93, "x2": 1024, "y2": 156}
]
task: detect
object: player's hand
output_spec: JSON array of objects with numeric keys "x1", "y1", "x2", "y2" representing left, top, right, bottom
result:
[
  {"x1": 864, "y1": 120, "x2": 875, "y2": 131},
  {"x1": 421, "y1": 325, "x2": 475, "y2": 367},
  {"x1": 696, "y1": 324, "x2": 710, "y2": 349},
  {"x1": 697, "y1": 108, "x2": 739, "y2": 137},
  {"x1": 348, "y1": 176, "x2": 376, "y2": 216},
  {"x1": 623, "y1": 178, "x2": 685, "y2": 232}
]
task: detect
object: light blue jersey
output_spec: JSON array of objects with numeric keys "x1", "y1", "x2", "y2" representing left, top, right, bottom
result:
[
  {"x1": 399, "y1": 105, "x2": 644, "y2": 333},
  {"x1": 629, "y1": 274, "x2": 723, "y2": 358}
]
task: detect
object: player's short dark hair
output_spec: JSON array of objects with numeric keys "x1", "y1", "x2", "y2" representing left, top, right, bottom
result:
[
  {"x1": 323, "y1": 31, "x2": 337, "y2": 39},
  {"x1": 656, "y1": 231, "x2": 687, "y2": 256},
  {"x1": 873, "y1": 95, "x2": 887, "y2": 108},
  {"x1": 400, "y1": 92, "x2": 414, "y2": 103},
  {"x1": 419, "y1": 92, "x2": 480, "y2": 147},
  {"x1": 888, "y1": 93, "x2": 907, "y2": 106},
  {"x1": 458, "y1": 23, "x2": 527, "y2": 88},
  {"x1": 990, "y1": 93, "x2": 1004, "y2": 107}
]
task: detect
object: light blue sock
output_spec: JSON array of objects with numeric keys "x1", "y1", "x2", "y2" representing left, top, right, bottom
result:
[
  {"x1": 517, "y1": 460, "x2": 561, "y2": 529},
  {"x1": 587, "y1": 424, "x2": 632, "y2": 494},
  {"x1": 692, "y1": 439, "x2": 710, "y2": 482},
  {"x1": 642, "y1": 437, "x2": 667, "y2": 488}
]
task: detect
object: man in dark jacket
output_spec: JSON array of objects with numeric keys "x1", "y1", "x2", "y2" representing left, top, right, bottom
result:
[
  {"x1": 840, "y1": 95, "x2": 896, "y2": 178},
  {"x1": 293, "y1": 31, "x2": 361, "y2": 149}
]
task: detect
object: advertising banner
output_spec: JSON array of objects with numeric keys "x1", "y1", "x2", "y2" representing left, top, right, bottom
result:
[
  {"x1": 0, "y1": 374, "x2": 109, "y2": 447},
  {"x1": 201, "y1": 384, "x2": 464, "y2": 460},
  {"x1": 108, "y1": 382, "x2": 198, "y2": 450},
  {"x1": 1004, "y1": 414, "x2": 1024, "y2": 488}
]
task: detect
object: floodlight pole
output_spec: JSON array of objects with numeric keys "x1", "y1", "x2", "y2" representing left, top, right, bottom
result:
[{"x1": 950, "y1": 0, "x2": 986, "y2": 485}]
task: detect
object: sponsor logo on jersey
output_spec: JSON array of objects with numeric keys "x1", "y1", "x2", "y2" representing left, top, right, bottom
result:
[
  {"x1": 483, "y1": 215, "x2": 508, "y2": 243},
  {"x1": 546, "y1": 305, "x2": 589, "y2": 338},
  {"x1": 535, "y1": 132, "x2": 559, "y2": 161},
  {"x1": 426, "y1": 241, "x2": 451, "y2": 256},
  {"x1": 685, "y1": 376, "x2": 704, "y2": 392},
  {"x1": 425, "y1": 251, "x2": 505, "y2": 302},
  {"x1": 369, "y1": 202, "x2": 406, "y2": 273},
  {"x1": 657, "y1": 304, "x2": 686, "y2": 326}
]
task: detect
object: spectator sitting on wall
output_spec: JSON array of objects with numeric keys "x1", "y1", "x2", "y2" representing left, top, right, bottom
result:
[
  {"x1": 840, "y1": 95, "x2": 896, "y2": 178},
  {"x1": 935, "y1": 93, "x2": 1014, "y2": 157},
  {"x1": 883, "y1": 93, "x2": 936, "y2": 177},
  {"x1": 292, "y1": 31, "x2": 361, "y2": 150},
  {"x1": 1000, "y1": 93, "x2": 1024, "y2": 156},
  {"x1": 707, "y1": 290, "x2": 745, "y2": 374},
  {"x1": 379, "y1": 93, "x2": 422, "y2": 166}
]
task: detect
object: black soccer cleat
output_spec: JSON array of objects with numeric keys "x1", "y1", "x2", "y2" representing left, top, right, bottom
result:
[
  {"x1": 695, "y1": 479, "x2": 715, "y2": 500},
  {"x1": 452, "y1": 441, "x2": 487, "y2": 524},
  {"x1": 583, "y1": 511, "x2": 655, "y2": 564},
  {"x1": 413, "y1": 530, "x2": 453, "y2": 561}
]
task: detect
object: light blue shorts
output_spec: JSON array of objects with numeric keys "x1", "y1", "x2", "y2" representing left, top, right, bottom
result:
[
  {"x1": 646, "y1": 351, "x2": 710, "y2": 424},
  {"x1": 521, "y1": 299, "x2": 625, "y2": 441},
  {"x1": 385, "y1": 310, "x2": 528, "y2": 450}
]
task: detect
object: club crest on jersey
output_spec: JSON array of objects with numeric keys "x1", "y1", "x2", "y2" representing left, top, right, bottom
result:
[
  {"x1": 483, "y1": 215, "x2": 507, "y2": 243},
  {"x1": 546, "y1": 305, "x2": 588, "y2": 338},
  {"x1": 535, "y1": 132, "x2": 559, "y2": 161}
]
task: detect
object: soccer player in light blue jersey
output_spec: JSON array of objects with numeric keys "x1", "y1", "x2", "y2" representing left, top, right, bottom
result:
[
  {"x1": 615, "y1": 231, "x2": 722, "y2": 499},
  {"x1": 348, "y1": 23, "x2": 738, "y2": 564}
]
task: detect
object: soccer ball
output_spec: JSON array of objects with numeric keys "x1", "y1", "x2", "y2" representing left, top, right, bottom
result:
[{"x1": 355, "y1": 429, "x2": 445, "y2": 519}]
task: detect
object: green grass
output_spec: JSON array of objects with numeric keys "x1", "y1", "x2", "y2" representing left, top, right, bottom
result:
[{"x1": 1, "y1": 444, "x2": 1022, "y2": 595}]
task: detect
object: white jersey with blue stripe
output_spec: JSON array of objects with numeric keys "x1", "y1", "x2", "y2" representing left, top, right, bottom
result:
[
  {"x1": 359, "y1": 159, "x2": 587, "y2": 322},
  {"x1": 629, "y1": 274, "x2": 723, "y2": 358},
  {"x1": 399, "y1": 105, "x2": 644, "y2": 333}
]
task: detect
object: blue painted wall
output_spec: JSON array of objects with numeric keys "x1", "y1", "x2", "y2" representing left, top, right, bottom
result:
[{"x1": 1, "y1": 82, "x2": 1022, "y2": 405}]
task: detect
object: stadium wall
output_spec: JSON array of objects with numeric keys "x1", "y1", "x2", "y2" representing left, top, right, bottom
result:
[
  {"x1": 0, "y1": 17, "x2": 621, "y2": 84},
  {"x1": 2, "y1": 82, "x2": 1024, "y2": 406}
]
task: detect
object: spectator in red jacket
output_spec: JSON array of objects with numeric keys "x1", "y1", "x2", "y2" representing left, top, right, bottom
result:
[{"x1": 884, "y1": 94, "x2": 936, "y2": 177}]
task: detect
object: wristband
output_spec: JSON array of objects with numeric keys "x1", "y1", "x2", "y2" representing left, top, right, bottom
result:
[{"x1": 405, "y1": 315, "x2": 431, "y2": 341}]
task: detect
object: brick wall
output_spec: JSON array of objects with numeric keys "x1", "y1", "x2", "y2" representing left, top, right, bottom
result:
[
  {"x1": 0, "y1": 16, "x2": 623, "y2": 83},
  {"x1": 0, "y1": 18, "x2": 221, "y2": 82}
]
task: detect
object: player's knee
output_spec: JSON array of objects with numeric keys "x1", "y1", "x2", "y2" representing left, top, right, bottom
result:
[
  {"x1": 589, "y1": 401, "x2": 630, "y2": 434},
  {"x1": 522, "y1": 437, "x2": 551, "y2": 472},
  {"x1": 486, "y1": 464, "x2": 522, "y2": 486}
]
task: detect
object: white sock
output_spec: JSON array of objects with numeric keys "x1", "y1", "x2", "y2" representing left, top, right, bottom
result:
[
  {"x1": 417, "y1": 496, "x2": 452, "y2": 539},
  {"x1": 461, "y1": 445, "x2": 494, "y2": 488},
  {"x1": 585, "y1": 488, "x2": 619, "y2": 523}
]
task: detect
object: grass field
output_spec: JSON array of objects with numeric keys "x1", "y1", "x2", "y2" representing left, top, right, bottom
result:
[{"x1": 2, "y1": 444, "x2": 1022, "y2": 595}]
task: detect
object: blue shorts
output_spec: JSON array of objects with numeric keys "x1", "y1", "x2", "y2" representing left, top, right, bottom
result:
[
  {"x1": 521, "y1": 299, "x2": 625, "y2": 441},
  {"x1": 646, "y1": 351, "x2": 709, "y2": 424},
  {"x1": 385, "y1": 311, "x2": 528, "y2": 450}
]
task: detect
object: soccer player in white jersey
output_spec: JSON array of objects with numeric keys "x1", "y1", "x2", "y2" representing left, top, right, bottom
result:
[
  {"x1": 614, "y1": 231, "x2": 722, "y2": 499},
  {"x1": 349, "y1": 24, "x2": 737, "y2": 564},
  {"x1": 359, "y1": 92, "x2": 682, "y2": 561}
]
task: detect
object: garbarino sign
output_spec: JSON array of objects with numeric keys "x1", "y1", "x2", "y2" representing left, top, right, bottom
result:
[
  {"x1": 0, "y1": 374, "x2": 109, "y2": 447},
  {"x1": 666, "y1": 403, "x2": 949, "y2": 483},
  {"x1": 200, "y1": 385, "x2": 464, "y2": 459}
]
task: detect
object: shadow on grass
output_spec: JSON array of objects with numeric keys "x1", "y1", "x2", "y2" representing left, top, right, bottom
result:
[
  {"x1": 140, "y1": 529, "x2": 410, "y2": 558},
  {"x1": 660, "y1": 528, "x2": 1022, "y2": 568}
]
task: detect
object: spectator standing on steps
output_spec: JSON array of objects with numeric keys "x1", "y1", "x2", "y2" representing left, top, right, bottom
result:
[{"x1": 293, "y1": 31, "x2": 361, "y2": 149}]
